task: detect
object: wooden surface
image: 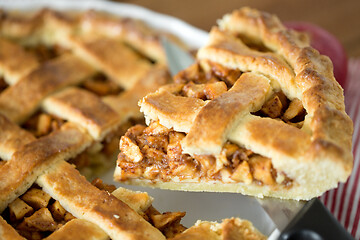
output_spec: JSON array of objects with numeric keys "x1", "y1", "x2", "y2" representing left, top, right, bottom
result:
[{"x1": 119, "y1": 0, "x2": 360, "y2": 57}]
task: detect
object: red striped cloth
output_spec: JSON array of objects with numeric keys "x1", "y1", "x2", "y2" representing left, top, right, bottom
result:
[{"x1": 320, "y1": 58, "x2": 360, "y2": 239}]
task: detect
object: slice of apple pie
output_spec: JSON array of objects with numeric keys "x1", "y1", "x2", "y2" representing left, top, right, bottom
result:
[{"x1": 115, "y1": 7, "x2": 353, "y2": 200}]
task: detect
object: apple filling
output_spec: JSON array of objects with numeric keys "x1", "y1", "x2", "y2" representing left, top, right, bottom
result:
[
  {"x1": 21, "y1": 111, "x2": 140, "y2": 179},
  {"x1": 118, "y1": 62, "x2": 305, "y2": 188},
  {"x1": 1, "y1": 179, "x2": 186, "y2": 240},
  {"x1": 1, "y1": 184, "x2": 76, "y2": 240},
  {"x1": 118, "y1": 121, "x2": 293, "y2": 188},
  {"x1": 175, "y1": 61, "x2": 307, "y2": 128}
]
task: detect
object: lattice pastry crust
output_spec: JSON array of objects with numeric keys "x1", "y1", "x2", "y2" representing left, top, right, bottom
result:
[
  {"x1": 0, "y1": 8, "x2": 164, "y2": 240},
  {"x1": 0, "y1": 8, "x2": 175, "y2": 179},
  {"x1": 115, "y1": 7, "x2": 353, "y2": 200},
  {"x1": 0, "y1": 160, "x2": 265, "y2": 240}
]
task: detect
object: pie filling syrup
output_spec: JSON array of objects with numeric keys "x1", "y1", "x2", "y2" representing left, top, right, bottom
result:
[
  {"x1": 118, "y1": 62, "x2": 307, "y2": 188},
  {"x1": 1, "y1": 179, "x2": 186, "y2": 240}
]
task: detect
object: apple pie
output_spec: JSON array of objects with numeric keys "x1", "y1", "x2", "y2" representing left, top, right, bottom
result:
[
  {"x1": 115, "y1": 7, "x2": 353, "y2": 200},
  {"x1": 0, "y1": 159, "x2": 266, "y2": 240},
  {"x1": 0, "y1": 7, "x2": 267, "y2": 240},
  {"x1": 0, "y1": 8, "x2": 177, "y2": 179}
]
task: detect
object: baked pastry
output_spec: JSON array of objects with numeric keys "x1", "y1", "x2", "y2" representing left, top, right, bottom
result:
[
  {"x1": 115, "y1": 7, "x2": 353, "y2": 200},
  {"x1": 0, "y1": 8, "x2": 174, "y2": 178},
  {"x1": 170, "y1": 218, "x2": 266, "y2": 240},
  {"x1": 0, "y1": 7, "x2": 167, "y2": 238},
  {"x1": 0, "y1": 160, "x2": 165, "y2": 240},
  {"x1": 0, "y1": 159, "x2": 265, "y2": 240},
  {"x1": 0, "y1": 8, "x2": 266, "y2": 240}
]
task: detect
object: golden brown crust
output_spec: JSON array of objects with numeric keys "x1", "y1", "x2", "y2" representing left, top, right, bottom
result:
[
  {"x1": 0, "y1": 9, "x2": 170, "y2": 63},
  {"x1": 169, "y1": 221, "x2": 220, "y2": 240},
  {"x1": 0, "y1": 216, "x2": 25, "y2": 240},
  {"x1": 0, "y1": 38, "x2": 38, "y2": 84},
  {"x1": 70, "y1": 37, "x2": 151, "y2": 89},
  {"x1": 131, "y1": 7, "x2": 353, "y2": 200},
  {"x1": 0, "y1": 7, "x2": 191, "y2": 239},
  {"x1": 0, "y1": 10, "x2": 43, "y2": 40},
  {"x1": 111, "y1": 187, "x2": 153, "y2": 214},
  {"x1": 43, "y1": 219, "x2": 108, "y2": 240},
  {"x1": 221, "y1": 218, "x2": 266, "y2": 240},
  {"x1": 223, "y1": 115, "x2": 312, "y2": 167},
  {"x1": 0, "y1": 123, "x2": 92, "y2": 212},
  {"x1": 181, "y1": 73, "x2": 271, "y2": 155},
  {"x1": 140, "y1": 86, "x2": 207, "y2": 133},
  {"x1": 0, "y1": 114, "x2": 35, "y2": 160},
  {"x1": 197, "y1": 28, "x2": 296, "y2": 98},
  {"x1": 0, "y1": 54, "x2": 96, "y2": 124},
  {"x1": 169, "y1": 218, "x2": 266, "y2": 240},
  {"x1": 42, "y1": 87, "x2": 121, "y2": 141},
  {"x1": 103, "y1": 66, "x2": 170, "y2": 120},
  {"x1": 37, "y1": 161, "x2": 166, "y2": 240},
  {"x1": 217, "y1": 7, "x2": 353, "y2": 170},
  {"x1": 79, "y1": 10, "x2": 167, "y2": 63}
]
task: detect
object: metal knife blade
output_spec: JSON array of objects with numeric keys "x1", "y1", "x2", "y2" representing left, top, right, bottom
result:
[
  {"x1": 161, "y1": 37, "x2": 354, "y2": 240},
  {"x1": 161, "y1": 37, "x2": 195, "y2": 76},
  {"x1": 257, "y1": 197, "x2": 305, "y2": 232}
]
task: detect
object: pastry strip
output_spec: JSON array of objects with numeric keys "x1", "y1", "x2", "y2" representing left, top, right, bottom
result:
[
  {"x1": 170, "y1": 218, "x2": 266, "y2": 240},
  {"x1": 229, "y1": 115, "x2": 311, "y2": 160},
  {"x1": 0, "y1": 114, "x2": 35, "y2": 160},
  {"x1": 197, "y1": 28, "x2": 297, "y2": 98},
  {"x1": 71, "y1": 37, "x2": 152, "y2": 89},
  {"x1": 0, "y1": 54, "x2": 96, "y2": 124},
  {"x1": 103, "y1": 66, "x2": 170, "y2": 122},
  {"x1": 0, "y1": 123, "x2": 92, "y2": 212},
  {"x1": 140, "y1": 88, "x2": 207, "y2": 133},
  {"x1": 44, "y1": 219, "x2": 108, "y2": 240},
  {"x1": 0, "y1": 216, "x2": 25, "y2": 240},
  {"x1": 42, "y1": 87, "x2": 121, "y2": 141},
  {"x1": 37, "y1": 161, "x2": 166, "y2": 240},
  {"x1": 0, "y1": 38, "x2": 39, "y2": 85},
  {"x1": 182, "y1": 72, "x2": 271, "y2": 155},
  {"x1": 79, "y1": 10, "x2": 166, "y2": 63}
]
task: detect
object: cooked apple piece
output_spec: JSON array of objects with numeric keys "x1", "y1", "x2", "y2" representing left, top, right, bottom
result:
[
  {"x1": 8, "y1": 198, "x2": 34, "y2": 222},
  {"x1": 36, "y1": 113, "x2": 52, "y2": 137},
  {"x1": 260, "y1": 92, "x2": 287, "y2": 118},
  {"x1": 249, "y1": 156, "x2": 275, "y2": 185},
  {"x1": 120, "y1": 136, "x2": 143, "y2": 163},
  {"x1": 19, "y1": 208, "x2": 57, "y2": 232},
  {"x1": 283, "y1": 99, "x2": 305, "y2": 121},
  {"x1": 64, "y1": 212, "x2": 76, "y2": 222},
  {"x1": 91, "y1": 178, "x2": 117, "y2": 193},
  {"x1": 231, "y1": 161, "x2": 253, "y2": 184},
  {"x1": 204, "y1": 82, "x2": 227, "y2": 99},
  {"x1": 150, "y1": 212, "x2": 186, "y2": 230},
  {"x1": 112, "y1": 187, "x2": 153, "y2": 214},
  {"x1": 21, "y1": 188, "x2": 51, "y2": 209},
  {"x1": 49, "y1": 200, "x2": 67, "y2": 222}
]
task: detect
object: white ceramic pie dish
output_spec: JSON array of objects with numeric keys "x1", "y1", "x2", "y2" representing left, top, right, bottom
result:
[{"x1": 0, "y1": 0, "x2": 277, "y2": 237}]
